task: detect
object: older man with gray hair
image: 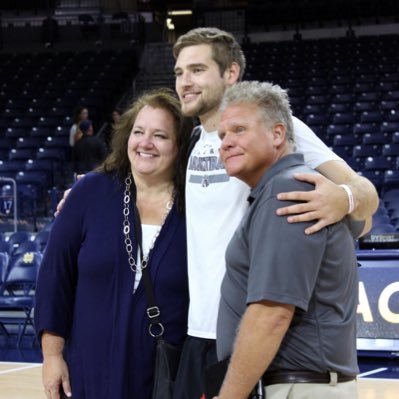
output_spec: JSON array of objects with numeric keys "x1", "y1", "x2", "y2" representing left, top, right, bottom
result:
[{"x1": 214, "y1": 81, "x2": 366, "y2": 399}]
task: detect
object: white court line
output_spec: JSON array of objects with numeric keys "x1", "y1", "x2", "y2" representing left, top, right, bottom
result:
[
  {"x1": 0, "y1": 363, "x2": 41, "y2": 375},
  {"x1": 358, "y1": 367, "x2": 388, "y2": 378}
]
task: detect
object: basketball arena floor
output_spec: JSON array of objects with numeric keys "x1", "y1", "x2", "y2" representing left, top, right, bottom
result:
[{"x1": 0, "y1": 336, "x2": 398, "y2": 398}]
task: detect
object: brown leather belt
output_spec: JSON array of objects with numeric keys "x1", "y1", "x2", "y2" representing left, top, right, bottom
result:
[{"x1": 262, "y1": 370, "x2": 356, "y2": 386}]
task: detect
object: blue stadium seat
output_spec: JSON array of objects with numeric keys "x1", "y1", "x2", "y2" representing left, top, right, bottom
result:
[
  {"x1": 49, "y1": 107, "x2": 71, "y2": 117},
  {"x1": 333, "y1": 134, "x2": 359, "y2": 146},
  {"x1": 307, "y1": 95, "x2": 330, "y2": 105},
  {"x1": 0, "y1": 160, "x2": 26, "y2": 178},
  {"x1": 305, "y1": 86, "x2": 327, "y2": 96},
  {"x1": 2, "y1": 108, "x2": 21, "y2": 119},
  {"x1": 7, "y1": 232, "x2": 31, "y2": 255},
  {"x1": 16, "y1": 170, "x2": 50, "y2": 189},
  {"x1": 331, "y1": 93, "x2": 355, "y2": 104},
  {"x1": 360, "y1": 111, "x2": 384, "y2": 123},
  {"x1": 5, "y1": 127, "x2": 26, "y2": 140},
  {"x1": 383, "y1": 189, "x2": 399, "y2": 205},
  {"x1": 29, "y1": 126, "x2": 53, "y2": 138},
  {"x1": 0, "y1": 138, "x2": 12, "y2": 151},
  {"x1": 393, "y1": 132, "x2": 399, "y2": 143},
  {"x1": 356, "y1": 73, "x2": 375, "y2": 83},
  {"x1": 0, "y1": 241, "x2": 10, "y2": 255},
  {"x1": 8, "y1": 148, "x2": 36, "y2": 161},
  {"x1": 382, "y1": 144, "x2": 399, "y2": 157},
  {"x1": 364, "y1": 156, "x2": 393, "y2": 171},
  {"x1": 372, "y1": 213, "x2": 391, "y2": 226},
  {"x1": 11, "y1": 240, "x2": 39, "y2": 258},
  {"x1": 347, "y1": 157, "x2": 364, "y2": 171},
  {"x1": 384, "y1": 170, "x2": 399, "y2": 191},
  {"x1": 33, "y1": 230, "x2": 50, "y2": 253},
  {"x1": 387, "y1": 110, "x2": 399, "y2": 121},
  {"x1": 332, "y1": 113, "x2": 356, "y2": 124},
  {"x1": 354, "y1": 82, "x2": 375, "y2": 92},
  {"x1": 303, "y1": 104, "x2": 325, "y2": 115},
  {"x1": 0, "y1": 252, "x2": 8, "y2": 288},
  {"x1": 353, "y1": 102, "x2": 376, "y2": 112},
  {"x1": 44, "y1": 136, "x2": 70, "y2": 150},
  {"x1": 368, "y1": 223, "x2": 395, "y2": 234},
  {"x1": 305, "y1": 114, "x2": 330, "y2": 126},
  {"x1": 328, "y1": 103, "x2": 351, "y2": 114},
  {"x1": 377, "y1": 82, "x2": 398, "y2": 92},
  {"x1": 11, "y1": 117, "x2": 36, "y2": 129},
  {"x1": 381, "y1": 121, "x2": 399, "y2": 133},
  {"x1": 0, "y1": 251, "x2": 43, "y2": 346},
  {"x1": 379, "y1": 100, "x2": 399, "y2": 111},
  {"x1": 390, "y1": 209, "x2": 399, "y2": 224},
  {"x1": 54, "y1": 126, "x2": 70, "y2": 137},
  {"x1": 37, "y1": 116, "x2": 63, "y2": 128},
  {"x1": 359, "y1": 170, "x2": 384, "y2": 192},
  {"x1": 383, "y1": 90, "x2": 399, "y2": 101},
  {"x1": 25, "y1": 158, "x2": 54, "y2": 174},
  {"x1": 363, "y1": 132, "x2": 391, "y2": 145},
  {"x1": 374, "y1": 202, "x2": 389, "y2": 216},
  {"x1": 353, "y1": 145, "x2": 381, "y2": 158},
  {"x1": 353, "y1": 123, "x2": 380, "y2": 135},
  {"x1": 356, "y1": 92, "x2": 381, "y2": 102},
  {"x1": 15, "y1": 137, "x2": 45, "y2": 150},
  {"x1": 36, "y1": 147, "x2": 65, "y2": 162},
  {"x1": 308, "y1": 77, "x2": 328, "y2": 86},
  {"x1": 329, "y1": 84, "x2": 352, "y2": 94},
  {"x1": 330, "y1": 75, "x2": 353, "y2": 85},
  {"x1": 26, "y1": 107, "x2": 48, "y2": 118}
]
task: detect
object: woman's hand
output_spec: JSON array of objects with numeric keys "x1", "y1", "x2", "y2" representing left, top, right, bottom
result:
[{"x1": 42, "y1": 354, "x2": 72, "y2": 399}]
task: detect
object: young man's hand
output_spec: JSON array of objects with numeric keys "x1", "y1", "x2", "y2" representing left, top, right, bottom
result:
[
  {"x1": 276, "y1": 173, "x2": 350, "y2": 235},
  {"x1": 54, "y1": 174, "x2": 85, "y2": 216}
]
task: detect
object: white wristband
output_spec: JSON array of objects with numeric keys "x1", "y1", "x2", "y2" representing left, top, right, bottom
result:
[{"x1": 339, "y1": 184, "x2": 355, "y2": 214}]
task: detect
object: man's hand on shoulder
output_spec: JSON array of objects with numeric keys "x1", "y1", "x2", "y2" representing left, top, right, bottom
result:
[
  {"x1": 276, "y1": 172, "x2": 349, "y2": 235},
  {"x1": 54, "y1": 174, "x2": 85, "y2": 216}
]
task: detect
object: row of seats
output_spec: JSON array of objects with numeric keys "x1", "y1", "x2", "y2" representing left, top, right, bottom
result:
[
  {"x1": 242, "y1": 35, "x2": 399, "y2": 234},
  {"x1": 0, "y1": 228, "x2": 50, "y2": 345},
  {"x1": 0, "y1": 48, "x2": 138, "y2": 224},
  {"x1": 244, "y1": 35, "x2": 399, "y2": 184},
  {"x1": 370, "y1": 189, "x2": 399, "y2": 233},
  {"x1": 0, "y1": 250, "x2": 43, "y2": 346},
  {"x1": 0, "y1": 230, "x2": 49, "y2": 256}
]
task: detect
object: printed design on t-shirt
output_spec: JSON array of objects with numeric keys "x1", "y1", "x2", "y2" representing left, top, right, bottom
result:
[{"x1": 187, "y1": 142, "x2": 229, "y2": 187}]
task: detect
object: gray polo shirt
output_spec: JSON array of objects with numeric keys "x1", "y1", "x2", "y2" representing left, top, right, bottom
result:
[{"x1": 217, "y1": 153, "x2": 363, "y2": 376}]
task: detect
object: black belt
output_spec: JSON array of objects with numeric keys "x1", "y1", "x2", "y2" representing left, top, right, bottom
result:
[{"x1": 262, "y1": 370, "x2": 356, "y2": 386}]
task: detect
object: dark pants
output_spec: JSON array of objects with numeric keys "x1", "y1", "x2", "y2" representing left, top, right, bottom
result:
[{"x1": 173, "y1": 336, "x2": 218, "y2": 399}]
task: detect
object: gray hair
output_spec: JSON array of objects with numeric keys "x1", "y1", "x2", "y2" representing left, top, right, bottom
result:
[{"x1": 220, "y1": 81, "x2": 295, "y2": 145}]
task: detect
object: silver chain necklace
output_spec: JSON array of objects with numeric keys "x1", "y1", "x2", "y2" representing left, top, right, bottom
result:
[{"x1": 123, "y1": 173, "x2": 173, "y2": 273}]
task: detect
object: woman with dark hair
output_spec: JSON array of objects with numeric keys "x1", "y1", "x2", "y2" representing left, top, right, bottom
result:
[
  {"x1": 103, "y1": 108, "x2": 122, "y2": 152},
  {"x1": 35, "y1": 88, "x2": 193, "y2": 399},
  {"x1": 69, "y1": 106, "x2": 89, "y2": 147}
]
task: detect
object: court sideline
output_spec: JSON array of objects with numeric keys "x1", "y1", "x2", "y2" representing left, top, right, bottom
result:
[{"x1": 1, "y1": 361, "x2": 399, "y2": 399}]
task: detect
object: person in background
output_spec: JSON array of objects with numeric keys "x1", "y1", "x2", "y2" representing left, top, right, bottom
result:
[
  {"x1": 74, "y1": 119, "x2": 107, "y2": 175},
  {"x1": 34, "y1": 88, "x2": 192, "y2": 399},
  {"x1": 104, "y1": 108, "x2": 122, "y2": 152},
  {"x1": 69, "y1": 106, "x2": 89, "y2": 147},
  {"x1": 215, "y1": 81, "x2": 364, "y2": 399}
]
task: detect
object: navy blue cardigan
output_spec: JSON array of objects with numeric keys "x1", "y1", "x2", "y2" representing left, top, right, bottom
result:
[{"x1": 35, "y1": 172, "x2": 189, "y2": 399}]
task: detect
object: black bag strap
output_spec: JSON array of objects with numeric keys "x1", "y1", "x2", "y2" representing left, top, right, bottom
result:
[{"x1": 132, "y1": 200, "x2": 165, "y2": 339}]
